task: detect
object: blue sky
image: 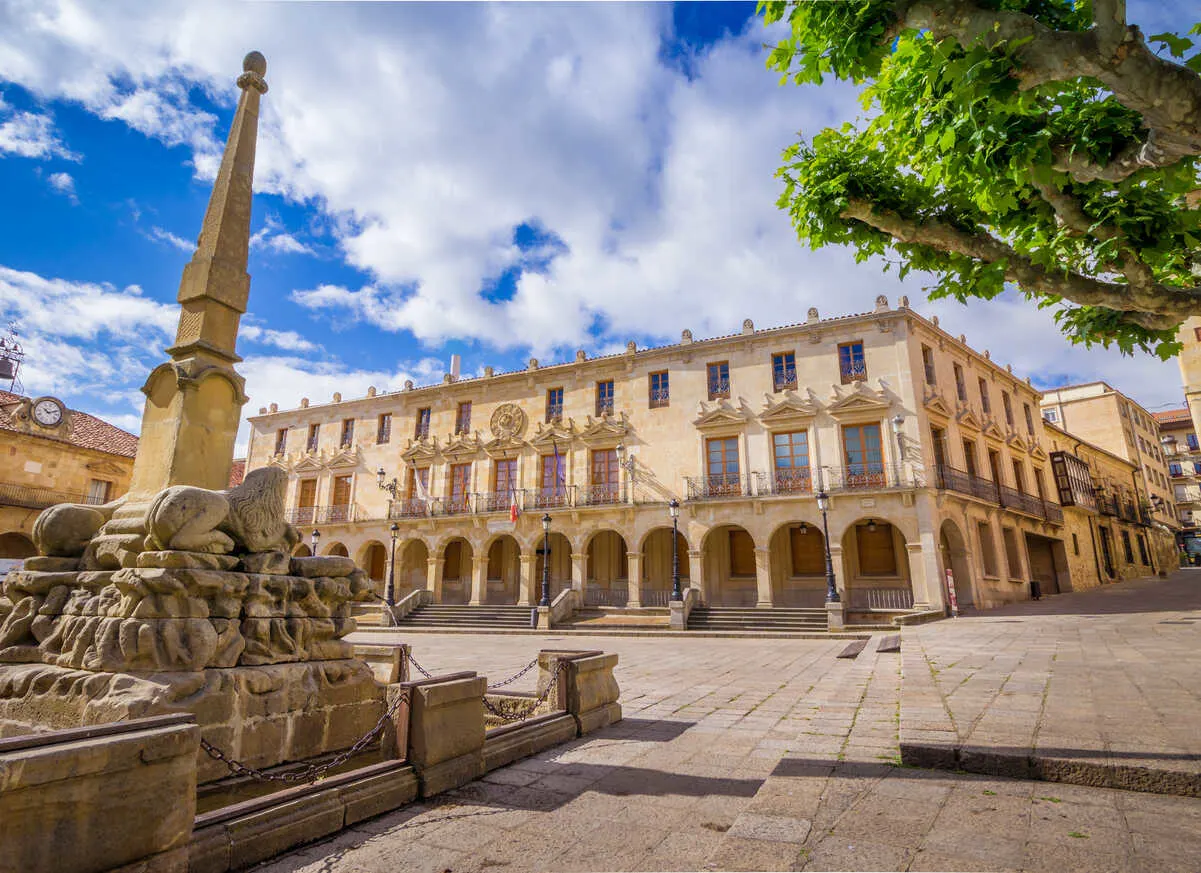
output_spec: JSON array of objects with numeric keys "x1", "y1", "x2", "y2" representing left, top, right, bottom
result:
[{"x1": 0, "y1": 1, "x2": 1195, "y2": 450}]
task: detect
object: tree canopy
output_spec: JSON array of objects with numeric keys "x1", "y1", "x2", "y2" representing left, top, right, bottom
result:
[{"x1": 761, "y1": 0, "x2": 1201, "y2": 358}]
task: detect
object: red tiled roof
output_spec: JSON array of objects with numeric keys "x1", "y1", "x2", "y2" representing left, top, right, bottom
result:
[
  {"x1": 0, "y1": 389, "x2": 138, "y2": 458},
  {"x1": 1154, "y1": 408, "x2": 1191, "y2": 425},
  {"x1": 228, "y1": 459, "x2": 246, "y2": 488}
]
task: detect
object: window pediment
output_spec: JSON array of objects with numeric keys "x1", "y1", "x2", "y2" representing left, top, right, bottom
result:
[
  {"x1": 326, "y1": 447, "x2": 360, "y2": 469},
  {"x1": 291, "y1": 454, "x2": 325, "y2": 473},
  {"x1": 827, "y1": 381, "x2": 890, "y2": 420},
  {"x1": 1030, "y1": 441, "x2": 1048, "y2": 461},
  {"x1": 402, "y1": 436, "x2": 439, "y2": 463},
  {"x1": 578, "y1": 411, "x2": 630, "y2": 445},
  {"x1": 956, "y1": 404, "x2": 982, "y2": 431},
  {"x1": 693, "y1": 400, "x2": 749, "y2": 433},
  {"x1": 483, "y1": 434, "x2": 526, "y2": 458},
  {"x1": 530, "y1": 420, "x2": 577, "y2": 449},
  {"x1": 442, "y1": 433, "x2": 482, "y2": 460},
  {"x1": 1006, "y1": 432, "x2": 1029, "y2": 453},
  {"x1": 85, "y1": 459, "x2": 126, "y2": 476},
  {"x1": 923, "y1": 388, "x2": 952, "y2": 421},
  {"x1": 982, "y1": 420, "x2": 1006, "y2": 442},
  {"x1": 760, "y1": 391, "x2": 819, "y2": 428}
]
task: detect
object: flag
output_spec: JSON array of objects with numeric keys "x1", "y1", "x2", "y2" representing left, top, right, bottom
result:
[
  {"x1": 510, "y1": 489, "x2": 520, "y2": 523},
  {"x1": 411, "y1": 462, "x2": 431, "y2": 513},
  {"x1": 551, "y1": 438, "x2": 565, "y2": 496}
]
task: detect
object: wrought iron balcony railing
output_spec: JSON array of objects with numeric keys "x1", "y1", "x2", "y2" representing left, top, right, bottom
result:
[
  {"x1": 649, "y1": 387, "x2": 670, "y2": 409},
  {"x1": 529, "y1": 485, "x2": 576, "y2": 510},
  {"x1": 685, "y1": 472, "x2": 748, "y2": 499},
  {"x1": 707, "y1": 378, "x2": 730, "y2": 399},
  {"x1": 474, "y1": 490, "x2": 525, "y2": 514},
  {"x1": 388, "y1": 498, "x2": 431, "y2": 519},
  {"x1": 770, "y1": 468, "x2": 813, "y2": 495},
  {"x1": 545, "y1": 404, "x2": 563, "y2": 423},
  {"x1": 441, "y1": 495, "x2": 472, "y2": 516},
  {"x1": 822, "y1": 464, "x2": 910, "y2": 491},
  {"x1": 839, "y1": 360, "x2": 867, "y2": 383},
  {"x1": 286, "y1": 504, "x2": 355, "y2": 525},
  {"x1": 0, "y1": 481, "x2": 87, "y2": 510},
  {"x1": 581, "y1": 483, "x2": 623, "y2": 506},
  {"x1": 595, "y1": 398, "x2": 615, "y2": 417},
  {"x1": 773, "y1": 368, "x2": 797, "y2": 392}
]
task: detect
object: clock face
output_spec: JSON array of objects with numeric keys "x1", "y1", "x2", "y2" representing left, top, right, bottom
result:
[{"x1": 32, "y1": 398, "x2": 63, "y2": 427}]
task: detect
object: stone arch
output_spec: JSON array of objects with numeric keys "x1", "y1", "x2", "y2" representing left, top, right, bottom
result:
[
  {"x1": 292, "y1": 543, "x2": 311, "y2": 557},
  {"x1": 640, "y1": 527, "x2": 690, "y2": 606},
  {"x1": 585, "y1": 530, "x2": 628, "y2": 606},
  {"x1": 767, "y1": 520, "x2": 827, "y2": 607},
  {"x1": 323, "y1": 541, "x2": 349, "y2": 558},
  {"x1": 482, "y1": 533, "x2": 521, "y2": 605},
  {"x1": 358, "y1": 540, "x2": 388, "y2": 593},
  {"x1": 398, "y1": 539, "x2": 429, "y2": 597},
  {"x1": 939, "y1": 518, "x2": 975, "y2": 610},
  {"x1": 0, "y1": 532, "x2": 35, "y2": 559},
  {"x1": 700, "y1": 524, "x2": 758, "y2": 606},
  {"x1": 438, "y1": 537, "x2": 472, "y2": 604},
  {"x1": 839, "y1": 516, "x2": 913, "y2": 611}
]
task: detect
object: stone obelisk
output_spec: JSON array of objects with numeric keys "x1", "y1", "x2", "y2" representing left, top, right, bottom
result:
[{"x1": 128, "y1": 51, "x2": 268, "y2": 497}]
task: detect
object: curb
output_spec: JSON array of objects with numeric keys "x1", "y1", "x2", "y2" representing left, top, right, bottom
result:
[{"x1": 352, "y1": 626, "x2": 872, "y2": 641}]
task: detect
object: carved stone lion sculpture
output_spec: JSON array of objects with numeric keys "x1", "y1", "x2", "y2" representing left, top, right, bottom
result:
[
  {"x1": 146, "y1": 466, "x2": 300, "y2": 555},
  {"x1": 32, "y1": 499, "x2": 123, "y2": 558}
]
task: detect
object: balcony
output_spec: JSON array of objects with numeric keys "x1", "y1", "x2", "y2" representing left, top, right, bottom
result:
[
  {"x1": 822, "y1": 464, "x2": 913, "y2": 492},
  {"x1": 581, "y1": 483, "x2": 623, "y2": 506},
  {"x1": 839, "y1": 360, "x2": 867, "y2": 383},
  {"x1": 686, "y1": 473, "x2": 748, "y2": 499},
  {"x1": 707, "y1": 378, "x2": 730, "y2": 400},
  {"x1": 770, "y1": 468, "x2": 813, "y2": 495},
  {"x1": 388, "y1": 498, "x2": 431, "y2": 519},
  {"x1": 414, "y1": 424, "x2": 430, "y2": 440},
  {"x1": 545, "y1": 404, "x2": 563, "y2": 423},
  {"x1": 595, "y1": 398, "x2": 614, "y2": 417},
  {"x1": 649, "y1": 387, "x2": 670, "y2": 409},
  {"x1": 0, "y1": 481, "x2": 87, "y2": 510},
  {"x1": 529, "y1": 485, "x2": 576, "y2": 510},
  {"x1": 934, "y1": 466, "x2": 1064, "y2": 524},
  {"x1": 474, "y1": 490, "x2": 524, "y2": 514},
  {"x1": 441, "y1": 495, "x2": 472, "y2": 516},
  {"x1": 286, "y1": 505, "x2": 355, "y2": 525},
  {"x1": 773, "y1": 368, "x2": 797, "y2": 392}
]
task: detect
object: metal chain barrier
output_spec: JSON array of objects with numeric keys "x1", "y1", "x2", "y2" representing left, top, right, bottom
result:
[
  {"x1": 407, "y1": 651, "x2": 433, "y2": 679},
  {"x1": 481, "y1": 660, "x2": 566, "y2": 724},
  {"x1": 198, "y1": 686, "x2": 412, "y2": 785},
  {"x1": 486, "y1": 656, "x2": 540, "y2": 690}
]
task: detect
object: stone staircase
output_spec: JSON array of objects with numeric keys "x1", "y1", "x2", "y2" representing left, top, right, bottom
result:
[
  {"x1": 392, "y1": 603, "x2": 534, "y2": 630},
  {"x1": 686, "y1": 606, "x2": 829, "y2": 633}
]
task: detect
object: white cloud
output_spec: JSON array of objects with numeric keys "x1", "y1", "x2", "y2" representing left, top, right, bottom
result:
[
  {"x1": 0, "y1": 107, "x2": 78, "y2": 160},
  {"x1": 146, "y1": 225, "x2": 193, "y2": 251},
  {"x1": 0, "y1": 0, "x2": 1189, "y2": 418},
  {"x1": 240, "y1": 324, "x2": 318, "y2": 353},
  {"x1": 46, "y1": 169, "x2": 76, "y2": 201}
]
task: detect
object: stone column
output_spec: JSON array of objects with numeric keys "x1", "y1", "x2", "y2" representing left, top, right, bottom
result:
[
  {"x1": 754, "y1": 546, "x2": 773, "y2": 608},
  {"x1": 469, "y1": 555, "x2": 487, "y2": 605},
  {"x1": 907, "y1": 541, "x2": 939, "y2": 610},
  {"x1": 687, "y1": 549, "x2": 701, "y2": 591},
  {"x1": 829, "y1": 545, "x2": 847, "y2": 599},
  {"x1": 429, "y1": 557, "x2": 445, "y2": 603},
  {"x1": 571, "y1": 551, "x2": 586, "y2": 592},
  {"x1": 519, "y1": 554, "x2": 536, "y2": 606},
  {"x1": 626, "y1": 552, "x2": 642, "y2": 608}
]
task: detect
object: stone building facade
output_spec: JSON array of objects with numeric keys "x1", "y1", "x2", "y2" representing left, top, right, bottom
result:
[
  {"x1": 0, "y1": 390, "x2": 137, "y2": 562},
  {"x1": 1043, "y1": 422, "x2": 1177, "y2": 587},
  {"x1": 1039, "y1": 382, "x2": 1177, "y2": 531},
  {"x1": 244, "y1": 299, "x2": 1093, "y2": 621},
  {"x1": 1155, "y1": 407, "x2": 1200, "y2": 560}
]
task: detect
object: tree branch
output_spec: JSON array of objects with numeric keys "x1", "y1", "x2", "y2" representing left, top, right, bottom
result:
[
  {"x1": 839, "y1": 197, "x2": 1201, "y2": 329},
  {"x1": 893, "y1": 0, "x2": 1201, "y2": 183}
]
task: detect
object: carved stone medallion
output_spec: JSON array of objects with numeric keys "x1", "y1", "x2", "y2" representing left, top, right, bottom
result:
[{"x1": 490, "y1": 403, "x2": 527, "y2": 440}]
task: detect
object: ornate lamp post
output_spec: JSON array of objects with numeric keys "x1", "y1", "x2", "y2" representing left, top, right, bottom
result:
[
  {"x1": 615, "y1": 442, "x2": 635, "y2": 501},
  {"x1": 816, "y1": 490, "x2": 839, "y2": 603},
  {"x1": 669, "y1": 498, "x2": 682, "y2": 602},
  {"x1": 386, "y1": 522, "x2": 399, "y2": 607},
  {"x1": 310, "y1": 528, "x2": 320, "y2": 556},
  {"x1": 891, "y1": 413, "x2": 905, "y2": 484},
  {"x1": 540, "y1": 513, "x2": 552, "y2": 607}
]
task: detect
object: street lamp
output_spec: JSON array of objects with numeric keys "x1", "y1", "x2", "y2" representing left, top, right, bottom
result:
[
  {"x1": 386, "y1": 522, "x2": 399, "y2": 607},
  {"x1": 377, "y1": 466, "x2": 401, "y2": 500},
  {"x1": 540, "y1": 513, "x2": 552, "y2": 607},
  {"x1": 891, "y1": 413, "x2": 906, "y2": 481},
  {"x1": 616, "y1": 442, "x2": 635, "y2": 500},
  {"x1": 669, "y1": 498, "x2": 682, "y2": 601},
  {"x1": 816, "y1": 490, "x2": 839, "y2": 603},
  {"x1": 310, "y1": 528, "x2": 320, "y2": 555}
]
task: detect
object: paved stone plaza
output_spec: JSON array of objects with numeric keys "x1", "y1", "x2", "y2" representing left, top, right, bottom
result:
[{"x1": 260, "y1": 572, "x2": 1201, "y2": 872}]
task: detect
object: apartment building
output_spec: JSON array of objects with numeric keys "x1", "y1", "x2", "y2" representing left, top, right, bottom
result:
[
  {"x1": 1039, "y1": 382, "x2": 1177, "y2": 530},
  {"x1": 1155, "y1": 407, "x2": 1201, "y2": 560},
  {"x1": 245, "y1": 297, "x2": 1089, "y2": 626}
]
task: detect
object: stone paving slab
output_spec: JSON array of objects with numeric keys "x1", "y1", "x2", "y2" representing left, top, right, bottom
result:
[
  {"x1": 899, "y1": 571, "x2": 1201, "y2": 797},
  {"x1": 260, "y1": 607, "x2": 1201, "y2": 872}
]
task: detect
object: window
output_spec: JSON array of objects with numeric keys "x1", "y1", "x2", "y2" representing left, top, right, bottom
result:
[
  {"x1": 406, "y1": 467, "x2": 429, "y2": 499},
  {"x1": 493, "y1": 458, "x2": 517, "y2": 505},
  {"x1": 988, "y1": 449, "x2": 1004, "y2": 486},
  {"x1": 1024, "y1": 403, "x2": 1034, "y2": 434},
  {"x1": 1171, "y1": 463, "x2": 1183, "y2": 476},
  {"x1": 339, "y1": 419, "x2": 354, "y2": 448},
  {"x1": 85, "y1": 479, "x2": 111, "y2": 505},
  {"x1": 1195, "y1": 326, "x2": 1201, "y2": 342},
  {"x1": 1043, "y1": 408, "x2": 1058, "y2": 423},
  {"x1": 1190, "y1": 434, "x2": 1200, "y2": 451},
  {"x1": 857, "y1": 522, "x2": 898, "y2": 576},
  {"x1": 1072, "y1": 532, "x2": 1080, "y2": 555},
  {"x1": 649, "y1": 371, "x2": 670, "y2": 408},
  {"x1": 1194, "y1": 462, "x2": 1201, "y2": 475},
  {"x1": 921, "y1": 345, "x2": 936, "y2": 385},
  {"x1": 729, "y1": 529, "x2": 756, "y2": 577},
  {"x1": 1012, "y1": 459, "x2": 1026, "y2": 493},
  {"x1": 1137, "y1": 534, "x2": 1149, "y2": 565},
  {"x1": 546, "y1": 387, "x2": 563, "y2": 422},
  {"x1": 331, "y1": 475, "x2": 352, "y2": 512},
  {"x1": 590, "y1": 448, "x2": 619, "y2": 502},
  {"x1": 1034, "y1": 468, "x2": 1047, "y2": 503},
  {"x1": 706, "y1": 436, "x2": 741, "y2": 495},
  {"x1": 979, "y1": 378, "x2": 991, "y2": 415},
  {"x1": 1121, "y1": 529, "x2": 1134, "y2": 563},
  {"x1": 296, "y1": 480, "x2": 317, "y2": 522},
  {"x1": 540, "y1": 452, "x2": 567, "y2": 504},
  {"x1": 415, "y1": 407, "x2": 431, "y2": 440},
  {"x1": 274, "y1": 428, "x2": 288, "y2": 455},
  {"x1": 1002, "y1": 392, "x2": 1014, "y2": 429},
  {"x1": 953, "y1": 363, "x2": 967, "y2": 402},
  {"x1": 306, "y1": 423, "x2": 319, "y2": 452},
  {"x1": 963, "y1": 439, "x2": 979, "y2": 478},
  {"x1": 448, "y1": 463, "x2": 471, "y2": 512},
  {"x1": 772, "y1": 430, "x2": 811, "y2": 492},
  {"x1": 790, "y1": 525, "x2": 824, "y2": 576},
  {"x1": 455, "y1": 401, "x2": 472, "y2": 435},
  {"x1": 596, "y1": 380, "x2": 615, "y2": 417},
  {"x1": 842, "y1": 423, "x2": 885, "y2": 486},
  {"x1": 838, "y1": 341, "x2": 866, "y2": 383},
  {"x1": 931, "y1": 426, "x2": 947, "y2": 468},
  {"x1": 1002, "y1": 528, "x2": 1021, "y2": 577},
  {"x1": 772, "y1": 352, "x2": 797, "y2": 391},
  {"x1": 978, "y1": 521, "x2": 999, "y2": 577},
  {"x1": 707, "y1": 361, "x2": 730, "y2": 399},
  {"x1": 376, "y1": 413, "x2": 392, "y2": 444}
]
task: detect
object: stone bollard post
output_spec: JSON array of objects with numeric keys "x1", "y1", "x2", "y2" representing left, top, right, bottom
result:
[
  {"x1": 669, "y1": 599, "x2": 686, "y2": 630},
  {"x1": 538, "y1": 650, "x2": 622, "y2": 735},
  {"x1": 826, "y1": 600, "x2": 846, "y2": 631},
  {"x1": 403, "y1": 671, "x2": 486, "y2": 797}
]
